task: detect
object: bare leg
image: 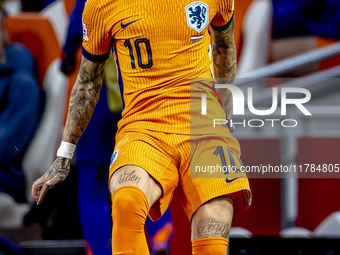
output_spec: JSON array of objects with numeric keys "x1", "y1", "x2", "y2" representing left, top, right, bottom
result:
[
  {"x1": 191, "y1": 197, "x2": 234, "y2": 254},
  {"x1": 110, "y1": 165, "x2": 162, "y2": 207}
]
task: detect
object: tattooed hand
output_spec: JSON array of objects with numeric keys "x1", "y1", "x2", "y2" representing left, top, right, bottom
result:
[{"x1": 31, "y1": 157, "x2": 71, "y2": 205}]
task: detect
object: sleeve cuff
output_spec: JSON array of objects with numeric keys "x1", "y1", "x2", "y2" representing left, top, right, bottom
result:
[
  {"x1": 81, "y1": 47, "x2": 110, "y2": 62},
  {"x1": 210, "y1": 14, "x2": 234, "y2": 31}
]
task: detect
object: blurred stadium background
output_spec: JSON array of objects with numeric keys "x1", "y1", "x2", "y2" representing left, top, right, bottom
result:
[{"x1": 0, "y1": 0, "x2": 340, "y2": 254}]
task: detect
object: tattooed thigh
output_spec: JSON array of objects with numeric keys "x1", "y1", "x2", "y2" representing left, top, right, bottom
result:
[
  {"x1": 109, "y1": 165, "x2": 162, "y2": 208},
  {"x1": 196, "y1": 217, "x2": 230, "y2": 238},
  {"x1": 191, "y1": 197, "x2": 234, "y2": 240}
]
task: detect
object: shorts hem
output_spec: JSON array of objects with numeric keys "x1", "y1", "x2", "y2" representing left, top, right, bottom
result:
[{"x1": 189, "y1": 186, "x2": 252, "y2": 221}]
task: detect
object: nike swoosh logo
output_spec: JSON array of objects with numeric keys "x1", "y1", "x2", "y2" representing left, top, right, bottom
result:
[
  {"x1": 121, "y1": 18, "x2": 142, "y2": 29},
  {"x1": 225, "y1": 177, "x2": 244, "y2": 183}
]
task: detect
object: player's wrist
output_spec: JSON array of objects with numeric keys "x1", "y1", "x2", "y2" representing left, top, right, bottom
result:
[{"x1": 57, "y1": 141, "x2": 76, "y2": 159}]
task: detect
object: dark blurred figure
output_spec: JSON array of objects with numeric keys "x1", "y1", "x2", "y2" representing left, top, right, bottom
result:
[
  {"x1": 272, "y1": 0, "x2": 340, "y2": 39},
  {"x1": 60, "y1": 0, "x2": 84, "y2": 75},
  {"x1": 0, "y1": 7, "x2": 40, "y2": 205},
  {"x1": 20, "y1": 0, "x2": 55, "y2": 12}
]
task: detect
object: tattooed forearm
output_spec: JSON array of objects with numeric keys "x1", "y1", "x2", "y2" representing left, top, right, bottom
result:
[
  {"x1": 47, "y1": 157, "x2": 71, "y2": 182},
  {"x1": 196, "y1": 217, "x2": 230, "y2": 238},
  {"x1": 212, "y1": 17, "x2": 236, "y2": 84},
  {"x1": 62, "y1": 56, "x2": 106, "y2": 144},
  {"x1": 212, "y1": 17, "x2": 236, "y2": 130},
  {"x1": 116, "y1": 170, "x2": 142, "y2": 186}
]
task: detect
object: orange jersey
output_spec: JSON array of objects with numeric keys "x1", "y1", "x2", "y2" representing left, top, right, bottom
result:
[{"x1": 82, "y1": 0, "x2": 234, "y2": 134}]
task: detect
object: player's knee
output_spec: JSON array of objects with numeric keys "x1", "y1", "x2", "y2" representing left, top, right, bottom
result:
[
  {"x1": 111, "y1": 188, "x2": 135, "y2": 213},
  {"x1": 111, "y1": 186, "x2": 149, "y2": 229}
]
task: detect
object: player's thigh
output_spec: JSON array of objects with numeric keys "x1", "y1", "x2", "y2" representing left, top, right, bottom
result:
[
  {"x1": 109, "y1": 165, "x2": 162, "y2": 208},
  {"x1": 191, "y1": 196, "x2": 234, "y2": 241}
]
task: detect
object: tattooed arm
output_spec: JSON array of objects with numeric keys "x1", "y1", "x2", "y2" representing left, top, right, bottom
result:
[
  {"x1": 32, "y1": 55, "x2": 106, "y2": 204},
  {"x1": 212, "y1": 16, "x2": 237, "y2": 132},
  {"x1": 62, "y1": 56, "x2": 106, "y2": 144}
]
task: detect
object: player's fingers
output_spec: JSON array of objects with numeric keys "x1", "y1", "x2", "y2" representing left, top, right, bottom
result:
[
  {"x1": 32, "y1": 181, "x2": 43, "y2": 202},
  {"x1": 37, "y1": 183, "x2": 49, "y2": 205},
  {"x1": 46, "y1": 175, "x2": 62, "y2": 187}
]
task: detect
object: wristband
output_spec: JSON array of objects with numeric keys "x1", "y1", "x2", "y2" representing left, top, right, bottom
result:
[{"x1": 57, "y1": 141, "x2": 76, "y2": 159}]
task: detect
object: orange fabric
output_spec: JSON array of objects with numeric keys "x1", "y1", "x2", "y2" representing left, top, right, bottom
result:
[
  {"x1": 6, "y1": 14, "x2": 80, "y2": 125},
  {"x1": 6, "y1": 15, "x2": 60, "y2": 85},
  {"x1": 211, "y1": 0, "x2": 234, "y2": 27},
  {"x1": 317, "y1": 37, "x2": 337, "y2": 47},
  {"x1": 82, "y1": 0, "x2": 234, "y2": 134},
  {"x1": 64, "y1": 0, "x2": 76, "y2": 15},
  {"x1": 152, "y1": 222, "x2": 173, "y2": 243},
  {"x1": 109, "y1": 128, "x2": 251, "y2": 221},
  {"x1": 84, "y1": 240, "x2": 94, "y2": 255},
  {"x1": 317, "y1": 37, "x2": 340, "y2": 70},
  {"x1": 111, "y1": 186, "x2": 150, "y2": 255},
  {"x1": 192, "y1": 237, "x2": 229, "y2": 255},
  {"x1": 208, "y1": 0, "x2": 254, "y2": 61}
]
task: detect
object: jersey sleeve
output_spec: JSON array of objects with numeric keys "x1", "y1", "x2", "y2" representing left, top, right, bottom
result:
[
  {"x1": 210, "y1": 0, "x2": 234, "y2": 31},
  {"x1": 81, "y1": 0, "x2": 111, "y2": 62}
]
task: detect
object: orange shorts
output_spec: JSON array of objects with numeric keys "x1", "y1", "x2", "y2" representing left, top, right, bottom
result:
[{"x1": 109, "y1": 128, "x2": 252, "y2": 221}]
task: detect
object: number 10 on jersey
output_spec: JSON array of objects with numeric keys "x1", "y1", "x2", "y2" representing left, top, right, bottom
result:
[{"x1": 124, "y1": 38, "x2": 153, "y2": 69}]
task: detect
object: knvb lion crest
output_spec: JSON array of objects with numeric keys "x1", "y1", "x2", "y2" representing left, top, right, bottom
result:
[{"x1": 185, "y1": 1, "x2": 209, "y2": 33}]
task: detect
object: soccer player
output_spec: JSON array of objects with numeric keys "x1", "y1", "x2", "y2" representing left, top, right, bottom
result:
[
  {"x1": 32, "y1": 0, "x2": 252, "y2": 254},
  {"x1": 60, "y1": 0, "x2": 174, "y2": 253}
]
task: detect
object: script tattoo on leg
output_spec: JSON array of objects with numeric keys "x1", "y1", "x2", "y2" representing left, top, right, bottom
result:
[
  {"x1": 197, "y1": 217, "x2": 230, "y2": 238},
  {"x1": 116, "y1": 170, "x2": 142, "y2": 186}
]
